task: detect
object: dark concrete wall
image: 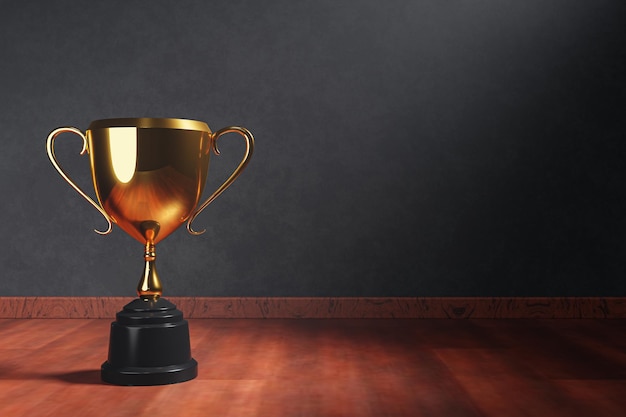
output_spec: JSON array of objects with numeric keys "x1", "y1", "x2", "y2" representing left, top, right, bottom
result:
[{"x1": 1, "y1": 0, "x2": 625, "y2": 296}]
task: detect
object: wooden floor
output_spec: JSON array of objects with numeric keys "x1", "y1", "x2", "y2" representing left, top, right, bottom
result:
[{"x1": 0, "y1": 319, "x2": 625, "y2": 416}]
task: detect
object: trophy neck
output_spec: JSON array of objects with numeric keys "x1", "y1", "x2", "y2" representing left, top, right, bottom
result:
[
  {"x1": 137, "y1": 221, "x2": 163, "y2": 299},
  {"x1": 138, "y1": 249, "x2": 162, "y2": 299}
]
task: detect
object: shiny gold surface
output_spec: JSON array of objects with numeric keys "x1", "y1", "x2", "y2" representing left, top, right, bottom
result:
[
  {"x1": 187, "y1": 126, "x2": 254, "y2": 234},
  {"x1": 138, "y1": 243, "x2": 162, "y2": 299},
  {"x1": 88, "y1": 117, "x2": 210, "y2": 132},
  {"x1": 136, "y1": 221, "x2": 162, "y2": 299},
  {"x1": 47, "y1": 117, "x2": 255, "y2": 297},
  {"x1": 86, "y1": 123, "x2": 211, "y2": 244},
  {"x1": 46, "y1": 127, "x2": 113, "y2": 235}
]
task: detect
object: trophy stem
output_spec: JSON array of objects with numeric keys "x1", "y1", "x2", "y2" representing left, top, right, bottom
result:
[{"x1": 137, "y1": 241, "x2": 162, "y2": 299}]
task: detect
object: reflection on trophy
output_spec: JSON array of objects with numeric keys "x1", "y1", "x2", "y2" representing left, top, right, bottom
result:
[{"x1": 46, "y1": 118, "x2": 254, "y2": 385}]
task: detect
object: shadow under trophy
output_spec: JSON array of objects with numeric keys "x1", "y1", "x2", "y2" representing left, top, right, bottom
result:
[{"x1": 46, "y1": 118, "x2": 254, "y2": 385}]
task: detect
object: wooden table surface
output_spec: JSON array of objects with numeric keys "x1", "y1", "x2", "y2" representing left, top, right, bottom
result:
[{"x1": 0, "y1": 318, "x2": 625, "y2": 416}]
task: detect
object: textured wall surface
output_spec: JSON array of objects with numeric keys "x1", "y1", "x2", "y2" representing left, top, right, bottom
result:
[{"x1": 1, "y1": 0, "x2": 625, "y2": 296}]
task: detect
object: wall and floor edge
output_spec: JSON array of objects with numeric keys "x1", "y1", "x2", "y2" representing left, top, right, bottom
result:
[{"x1": 0, "y1": 297, "x2": 624, "y2": 319}]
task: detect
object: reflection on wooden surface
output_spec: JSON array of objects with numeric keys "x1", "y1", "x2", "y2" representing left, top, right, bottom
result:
[{"x1": 0, "y1": 318, "x2": 625, "y2": 416}]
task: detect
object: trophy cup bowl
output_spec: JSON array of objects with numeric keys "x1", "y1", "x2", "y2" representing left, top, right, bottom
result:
[{"x1": 46, "y1": 117, "x2": 254, "y2": 385}]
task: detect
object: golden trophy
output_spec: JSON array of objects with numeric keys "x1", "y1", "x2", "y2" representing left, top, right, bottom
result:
[{"x1": 46, "y1": 118, "x2": 254, "y2": 385}]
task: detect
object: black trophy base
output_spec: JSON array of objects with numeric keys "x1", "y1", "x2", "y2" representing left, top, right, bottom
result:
[{"x1": 101, "y1": 297, "x2": 198, "y2": 386}]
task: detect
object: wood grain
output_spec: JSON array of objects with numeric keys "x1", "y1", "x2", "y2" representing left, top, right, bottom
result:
[
  {"x1": 1, "y1": 297, "x2": 625, "y2": 319},
  {"x1": 0, "y1": 318, "x2": 625, "y2": 416}
]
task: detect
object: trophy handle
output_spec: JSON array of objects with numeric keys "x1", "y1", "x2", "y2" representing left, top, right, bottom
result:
[
  {"x1": 46, "y1": 127, "x2": 113, "y2": 235},
  {"x1": 187, "y1": 126, "x2": 255, "y2": 235}
]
